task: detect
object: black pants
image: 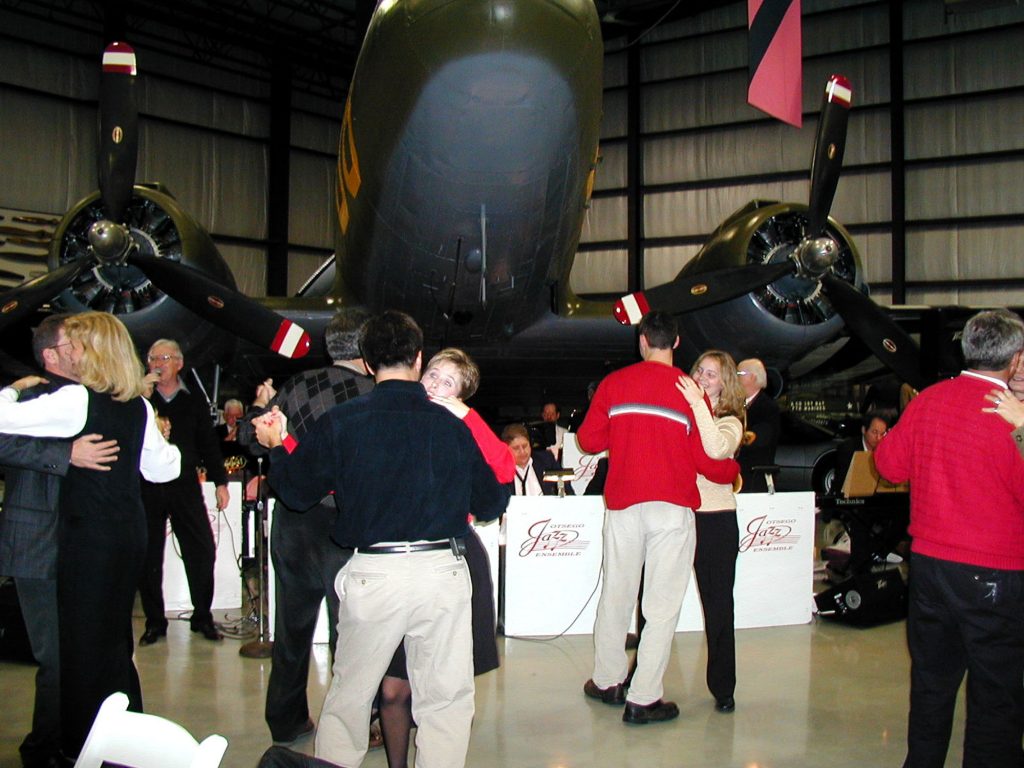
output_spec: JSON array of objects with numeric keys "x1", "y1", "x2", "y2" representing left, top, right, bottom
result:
[
  {"x1": 58, "y1": 513, "x2": 144, "y2": 757},
  {"x1": 138, "y1": 479, "x2": 216, "y2": 630},
  {"x1": 265, "y1": 502, "x2": 352, "y2": 741},
  {"x1": 903, "y1": 552, "x2": 1024, "y2": 768},
  {"x1": 16, "y1": 576, "x2": 61, "y2": 766},
  {"x1": 693, "y1": 510, "x2": 738, "y2": 702}
]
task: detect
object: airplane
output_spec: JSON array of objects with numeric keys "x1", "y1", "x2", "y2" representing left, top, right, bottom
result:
[{"x1": 0, "y1": 0, "x2": 930, "y2": 413}]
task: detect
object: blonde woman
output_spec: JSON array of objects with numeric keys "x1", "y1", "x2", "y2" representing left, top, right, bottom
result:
[
  {"x1": 0, "y1": 311, "x2": 179, "y2": 759},
  {"x1": 676, "y1": 350, "x2": 745, "y2": 714}
]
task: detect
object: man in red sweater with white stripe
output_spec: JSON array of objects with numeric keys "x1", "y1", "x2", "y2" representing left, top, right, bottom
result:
[
  {"x1": 577, "y1": 311, "x2": 739, "y2": 725},
  {"x1": 874, "y1": 308, "x2": 1024, "y2": 768}
]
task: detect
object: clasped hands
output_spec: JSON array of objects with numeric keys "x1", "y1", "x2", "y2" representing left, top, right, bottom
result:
[{"x1": 252, "y1": 406, "x2": 290, "y2": 449}]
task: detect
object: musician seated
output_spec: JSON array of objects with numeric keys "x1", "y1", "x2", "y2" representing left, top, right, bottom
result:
[
  {"x1": 833, "y1": 411, "x2": 890, "y2": 493},
  {"x1": 823, "y1": 413, "x2": 908, "y2": 577}
]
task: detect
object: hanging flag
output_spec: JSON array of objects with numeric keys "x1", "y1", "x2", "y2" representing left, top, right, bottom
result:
[{"x1": 748, "y1": 0, "x2": 802, "y2": 127}]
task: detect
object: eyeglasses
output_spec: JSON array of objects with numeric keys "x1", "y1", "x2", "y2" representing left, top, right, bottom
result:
[
  {"x1": 147, "y1": 354, "x2": 181, "y2": 363},
  {"x1": 737, "y1": 371, "x2": 749, "y2": 376},
  {"x1": 48, "y1": 342, "x2": 73, "y2": 351}
]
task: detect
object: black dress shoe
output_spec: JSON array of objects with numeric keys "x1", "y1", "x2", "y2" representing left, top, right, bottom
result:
[
  {"x1": 139, "y1": 628, "x2": 166, "y2": 646},
  {"x1": 583, "y1": 678, "x2": 626, "y2": 705},
  {"x1": 714, "y1": 696, "x2": 735, "y2": 713},
  {"x1": 272, "y1": 718, "x2": 315, "y2": 745},
  {"x1": 190, "y1": 621, "x2": 223, "y2": 641},
  {"x1": 622, "y1": 699, "x2": 680, "y2": 724}
]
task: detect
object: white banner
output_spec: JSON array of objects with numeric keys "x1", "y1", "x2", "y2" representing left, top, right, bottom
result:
[
  {"x1": 676, "y1": 492, "x2": 816, "y2": 631},
  {"x1": 162, "y1": 481, "x2": 244, "y2": 613},
  {"x1": 503, "y1": 496, "x2": 606, "y2": 636},
  {"x1": 500, "y1": 493, "x2": 815, "y2": 637},
  {"x1": 560, "y1": 432, "x2": 605, "y2": 496}
]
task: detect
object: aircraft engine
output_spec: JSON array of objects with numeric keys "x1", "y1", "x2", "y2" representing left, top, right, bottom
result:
[
  {"x1": 672, "y1": 199, "x2": 863, "y2": 369},
  {"x1": 49, "y1": 185, "x2": 237, "y2": 365}
]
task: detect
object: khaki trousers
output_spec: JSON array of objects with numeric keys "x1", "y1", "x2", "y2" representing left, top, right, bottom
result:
[
  {"x1": 314, "y1": 549, "x2": 474, "y2": 768},
  {"x1": 592, "y1": 501, "x2": 695, "y2": 705}
]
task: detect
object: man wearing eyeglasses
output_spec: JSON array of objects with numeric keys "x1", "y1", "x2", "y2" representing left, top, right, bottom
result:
[
  {"x1": 0, "y1": 314, "x2": 120, "y2": 768},
  {"x1": 736, "y1": 358, "x2": 780, "y2": 493},
  {"x1": 137, "y1": 339, "x2": 229, "y2": 645}
]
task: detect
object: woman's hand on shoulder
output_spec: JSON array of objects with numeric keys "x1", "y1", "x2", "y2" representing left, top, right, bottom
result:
[
  {"x1": 9, "y1": 375, "x2": 47, "y2": 392},
  {"x1": 675, "y1": 375, "x2": 704, "y2": 407},
  {"x1": 984, "y1": 387, "x2": 1024, "y2": 429},
  {"x1": 429, "y1": 394, "x2": 469, "y2": 419}
]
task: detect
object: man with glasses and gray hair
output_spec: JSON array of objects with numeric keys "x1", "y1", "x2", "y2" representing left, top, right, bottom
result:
[
  {"x1": 875, "y1": 309, "x2": 1024, "y2": 768},
  {"x1": 137, "y1": 338, "x2": 229, "y2": 645},
  {"x1": 735, "y1": 358, "x2": 780, "y2": 492}
]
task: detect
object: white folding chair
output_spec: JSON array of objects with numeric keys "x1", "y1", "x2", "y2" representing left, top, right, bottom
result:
[{"x1": 74, "y1": 692, "x2": 228, "y2": 768}]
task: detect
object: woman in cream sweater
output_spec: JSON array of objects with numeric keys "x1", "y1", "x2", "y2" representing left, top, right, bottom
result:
[{"x1": 676, "y1": 350, "x2": 746, "y2": 713}]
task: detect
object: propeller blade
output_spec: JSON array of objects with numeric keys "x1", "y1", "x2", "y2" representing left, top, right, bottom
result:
[
  {"x1": 613, "y1": 261, "x2": 795, "y2": 324},
  {"x1": 98, "y1": 42, "x2": 139, "y2": 224},
  {"x1": 806, "y1": 75, "x2": 852, "y2": 237},
  {"x1": 126, "y1": 253, "x2": 310, "y2": 358},
  {"x1": 0, "y1": 259, "x2": 89, "y2": 332},
  {"x1": 821, "y1": 273, "x2": 927, "y2": 390}
]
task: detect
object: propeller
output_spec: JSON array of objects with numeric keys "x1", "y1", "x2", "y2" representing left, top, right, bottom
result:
[
  {"x1": 613, "y1": 261, "x2": 794, "y2": 324},
  {"x1": 820, "y1": 273, "x2": 925, "y2": 389},
  {"x1": 612, "y1": 75, "x2": 926, "y2": 389},
  {"x1": 0, "y1": 42, "x2": 310, "y2": 359},
  {"x1": 97, "y1": 42, "x2": 138, "y2": 226},
  {"x1": 0, "y1": 259, "x2": 89, "y2": 328}
]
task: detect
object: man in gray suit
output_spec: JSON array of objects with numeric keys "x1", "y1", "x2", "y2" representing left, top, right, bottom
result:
[{"x1": 0, "y1": 314, "x2": 118, "y2": 768}]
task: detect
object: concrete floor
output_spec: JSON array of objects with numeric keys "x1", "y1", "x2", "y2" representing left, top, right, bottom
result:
[{"x1": 0, "y1": 607, "x2": 967, "y2": 768}]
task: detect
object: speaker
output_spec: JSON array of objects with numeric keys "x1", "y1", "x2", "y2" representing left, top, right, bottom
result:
[{"x1": 815, "y1": 569, "x2": 907, "y2": 626}]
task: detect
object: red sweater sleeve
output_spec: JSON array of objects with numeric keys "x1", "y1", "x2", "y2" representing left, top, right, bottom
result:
[{"x1": 464, "y1": 408, "x2": 516, "y2": 484}]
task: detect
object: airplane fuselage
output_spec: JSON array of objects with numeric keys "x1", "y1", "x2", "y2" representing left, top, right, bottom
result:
[{"x1": 334, "y1": 0, "x2": 604, "y2": 349}]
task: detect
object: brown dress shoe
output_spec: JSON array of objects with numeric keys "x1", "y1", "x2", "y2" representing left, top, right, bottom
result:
[
  {"x1": 583, "y1": 678, "x2": 626, "y2": 705},
  {"x1": 622, "y1": 699, "x2": 680, "y2": 724}
]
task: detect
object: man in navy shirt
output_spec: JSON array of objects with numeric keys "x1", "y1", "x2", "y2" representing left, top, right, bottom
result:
[{"x1": 256, "y1": 310, "x2": 508, "y2": 768}]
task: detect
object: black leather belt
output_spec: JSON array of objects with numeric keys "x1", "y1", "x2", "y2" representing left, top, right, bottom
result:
[{"x1": 361, "y1": 537, "x2": 465, "y2": 555}]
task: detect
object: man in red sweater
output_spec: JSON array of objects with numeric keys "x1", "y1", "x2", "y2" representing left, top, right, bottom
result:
[
  {"x1": 874, "y1": 308, "x2": 1024, "y2": 768},
  {"x1": 577, "y1": 311, "x2": 739, "y2": 725}
]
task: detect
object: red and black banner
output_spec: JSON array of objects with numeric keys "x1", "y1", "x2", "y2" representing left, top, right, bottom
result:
[{"x1": 748, "y1": 0, "x2": 802, "y2": 127}]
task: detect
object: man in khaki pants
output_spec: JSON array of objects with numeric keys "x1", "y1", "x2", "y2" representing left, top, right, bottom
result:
[
  {"x1": 255, "y1": 310, "x2": 508, "y2": 767},
  {"x1": 577, "y1": 311, "x2": 739, "y2": 725}
]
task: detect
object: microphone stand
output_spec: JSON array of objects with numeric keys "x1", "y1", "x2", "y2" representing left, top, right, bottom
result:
[{"x1": 240, "y1": 458, "x2": 273, "y2": 658}]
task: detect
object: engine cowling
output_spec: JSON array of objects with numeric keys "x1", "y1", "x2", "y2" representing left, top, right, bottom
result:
[
  {"x1": 49, "y1": 184, "x2": 236, "y2": 366},
  {"x1": 674, "y1": 199, "x2": 864, "y2": 368}
]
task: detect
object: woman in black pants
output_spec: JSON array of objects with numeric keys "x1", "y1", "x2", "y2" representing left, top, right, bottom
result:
[{"x1": 676, "y1": 350, "x2": 746, "y2": 713}]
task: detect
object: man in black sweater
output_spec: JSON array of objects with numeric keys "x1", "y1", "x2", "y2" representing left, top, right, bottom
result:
[
  {"x1": 137, "y1": 338, "x2": 228, "y2": 644},
  {"x1": 255, "y1": 310, "x2": 508, "y2": 768}
]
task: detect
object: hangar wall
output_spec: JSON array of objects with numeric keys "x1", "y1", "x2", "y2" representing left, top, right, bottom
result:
[
  {"x1": 573, "y1": 0, "x2": 1024, "y2": 308},
  {"x1": 0, "y1": 8, "x2": 340, "y2": 298},
  {"x1": 0, "y1": 0, "x2": 1022, "y2": 308}
]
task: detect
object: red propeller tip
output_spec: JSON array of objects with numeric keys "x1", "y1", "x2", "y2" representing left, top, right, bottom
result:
[
  {"x1": 613, "y1": 292, "x2": 649, "y2": 326},
  {"x1": 271, "y1": 321, "x2": 311, "y2": 359},
  {"x1": 825, "y1": 75, "x2": 852, "y2": 108},
  {"x1": 102, "y1": 42, "x2": 137, "y2": 76}
]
